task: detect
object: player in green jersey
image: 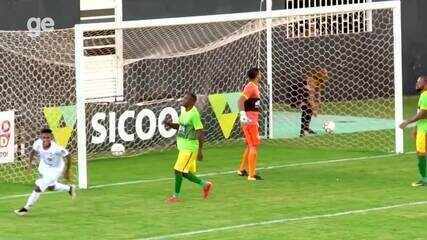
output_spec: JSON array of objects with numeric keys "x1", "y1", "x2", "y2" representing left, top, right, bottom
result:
[
  {"x1": 400, "y1": 75, "x2": 427, "y2": 186},
  {"x1": 163, "y1": 93, "x2": 213, "y2": 203}
]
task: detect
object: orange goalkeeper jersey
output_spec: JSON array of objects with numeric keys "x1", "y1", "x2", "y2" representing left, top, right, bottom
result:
[{"x1": 242, "y1": 81, "x2": 260, "y2": 125}]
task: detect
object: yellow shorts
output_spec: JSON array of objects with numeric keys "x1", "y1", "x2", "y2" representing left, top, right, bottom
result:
[
  {"x1": 416, "y1": 132, "x2": 427, "y2": 155},
  {"x1": 174, "y1": 150, "x2": 198, "y2": 173}
]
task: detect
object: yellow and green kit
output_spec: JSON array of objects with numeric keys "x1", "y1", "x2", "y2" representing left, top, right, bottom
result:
[
  {"x1": 172, "y1": 106, "x2": 209, "y2": 198},
  {"x1": 415, "y1": 91, "x2": 427, "y2": 184},
  {"x1": 174, "y1": 106, "x2": 203, "y2": 173},
  {"x1": 416, "y1": 91, "x2": 427, "y2": 155}
]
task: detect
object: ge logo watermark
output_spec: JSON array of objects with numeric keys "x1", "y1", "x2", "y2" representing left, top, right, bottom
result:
[{"x1": 27, "y1": 17, "x2": 55, "y2": 37}]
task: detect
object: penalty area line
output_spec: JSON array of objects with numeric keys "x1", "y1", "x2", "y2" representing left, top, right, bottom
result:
[{"x1": 137, "y1": 200, "x2": 427, "y2": 240}]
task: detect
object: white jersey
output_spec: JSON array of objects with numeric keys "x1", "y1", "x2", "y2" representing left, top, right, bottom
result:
[{"x1": 32, "y1": 139, "x2": 68, "y2": 173}]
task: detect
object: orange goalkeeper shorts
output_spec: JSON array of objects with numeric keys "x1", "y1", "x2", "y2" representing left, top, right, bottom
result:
[{"x1": 242, "y1": 124, "x2": 261, "y2": 147}]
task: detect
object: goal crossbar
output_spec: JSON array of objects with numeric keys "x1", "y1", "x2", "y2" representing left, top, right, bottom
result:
[{"x1": 75, "y1": 1, "x2": 400, "y2": 32}]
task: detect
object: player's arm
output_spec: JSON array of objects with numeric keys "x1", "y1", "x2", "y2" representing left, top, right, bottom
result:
[
  {"x1": 59, "y1": 148, "x2": 72, "y2": 181},
  {"x1": 193, "y1": 111, "x2": 204, "y2": 161},
  {"x1": 27, "y1": 149, "x2": 36, "y2": 173},
  {"x1": 163, "y1": 119, "x2": 180, "y2": 130},
  {"x1": 64, "y1": 154, "x2": 72, "y2": 181},
  {"x1": 239, "y1": 86, "x2": 252, "y2": 123},
  {"x1": 196, "y1": 129, "x2": 204, "y2": 161},
  {"x1": 401, "y1": 93, "x2": 427, "y2": 129},
  {"x1": 412, "y1": 128, "x2": 417, "y2": 140},
  {"x1": 400, "y1": 110, "x2": 427, "y2": 129},
  {"x1": 28, "y1": 139, "x2": 41, "y2": 173},
  {"x1": 238, "y1": 95, "x2": 247, "y2": 112}
]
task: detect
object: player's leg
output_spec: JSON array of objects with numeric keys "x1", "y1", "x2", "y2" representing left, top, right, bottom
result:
[
  {"x1": 417, "y1": 155, "x2": 426, "y2": 178},
  {"x1": 300, "y1": 104, "x2": 308, "y2": 136},
  {"x1": 166, "y1": 170, "x2": 183, "y2": 203},
  {"x1": 175, "y1": 170, "x2": 183, "y2": 196},
  {"x1": 167, "y1": 151, "x2": 192, "y2": 203},
  {"x1": 14, "y1": 185, "x2": 43, "y2": 216},
  {"x1": 242, "y1": 125, "x2": 254, "y2": 178},
  {"x1": 413, "y1": 132, "x2": 427, "y2": 186},
  {"x1": 182, "y1": 172, "x2": 204, "y2": 186},
  {"x1": 300, "y1": 104, "x2": 314, "y2": 136},
  {"x1": 182, "y1": 172, "x2": 212, "y2": 199},
  {"x1": 247, "y1": 145, "x2": 259, "y2": 180},
  {"x1": 53, "y1": 182, "x2": 70, "y2": 191},
  {"x1": 181, "y1": 151, "x2": 213, "y2": 199},
  {"x1": 14, "y1": 176, "x2": 52, "y2": 216},
  {"x1": 167, "y1": 150, "x2": 212, "y2": 202},
  {"x1": 306, "y1": 107, "x2": 315, "y2": 134},
  {"x1": 53, "y1": 182, "x2": 76, "y2": 199},
  {"x1": 413, "y1": 154, "x2": 427, "y2": 187},
  {"x1": 245, "y1": 125, "x2": 262, "y2": 181},
  {"x1": 237, "y1": 146, "x2": 249, "y2": 176}
]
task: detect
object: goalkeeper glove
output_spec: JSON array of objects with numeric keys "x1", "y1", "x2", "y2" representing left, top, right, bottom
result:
[{"x1": 240, "y1": 111, "x2": 251, "y2": 124}]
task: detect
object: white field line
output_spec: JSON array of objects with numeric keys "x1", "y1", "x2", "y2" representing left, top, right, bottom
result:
[
  {"x1": 90, "y1": 153, "x2": 398, "y2": 188},
  {"x1": 0, "y1": 152, "x2": 412, "y2": 201},
  {"x1": 0, "y1": 191, "x2": 58, "y2": 201},
  {"x1": 137, "y1": 200, "x2": 427, "y2": 240}
]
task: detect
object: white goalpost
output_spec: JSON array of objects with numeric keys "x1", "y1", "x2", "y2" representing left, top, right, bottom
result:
[
  {"x1": 70, "y1": 0, "x2": 402, "y2": 189},
  {"x1": 392, "y1": 1, "x2": 404, "y2": 156}
]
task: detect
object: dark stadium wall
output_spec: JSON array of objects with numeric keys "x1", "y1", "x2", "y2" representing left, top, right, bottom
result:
[
  {"x1": 401, "y1": 0, "x2": 427, "y2": 95},
  {"x1": 0, "y1": 0, "x2": 79, "y2": 31},
  {"x1": 123, "y1": 0, "x2": 263, "y2": 20}
]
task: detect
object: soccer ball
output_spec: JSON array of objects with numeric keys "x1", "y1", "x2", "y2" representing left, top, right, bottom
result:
[
  {"x1": 323, "y1": 121, "x2": 336, "y2": 133},
  {"x1": 111, "y1": 143, "x2": 125, "y2": 156}
]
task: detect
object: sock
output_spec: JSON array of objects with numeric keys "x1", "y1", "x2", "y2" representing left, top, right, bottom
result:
[
  {"x1": 248, "y1": 147, "x2": 258, "y2": 177},
  {"x1": 239, "y1": 147, "x2": 249, "y2": 171},
  {"x1": 417, "y1": 155, "x2": 427, "y2": 181},
  {"x1": 183, "y1": 172, "x2": 205, "y2": 187},
  {"x1": 174, "y1": 171, "x2": 183, "y2": 196},
  {"x1": 24, "y1": 191, "x2": 40, "y2": 209},
  {"x1": 54, "y1": 183, "x2": 71, "y2": 192}
]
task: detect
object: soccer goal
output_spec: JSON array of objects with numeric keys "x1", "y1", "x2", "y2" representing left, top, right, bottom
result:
[{"x1": 73, "y1": 0, "x2": 403, "y2": 189}]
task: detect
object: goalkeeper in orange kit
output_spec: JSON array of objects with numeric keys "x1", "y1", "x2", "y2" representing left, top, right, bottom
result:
[{"x1": 237, "y1": 67, "x2": 263, "y2": 181}]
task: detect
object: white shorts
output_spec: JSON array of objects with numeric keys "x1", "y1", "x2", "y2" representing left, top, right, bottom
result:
[{"x1": 36, "y1": 166, "x2": 63, "y2": 192}]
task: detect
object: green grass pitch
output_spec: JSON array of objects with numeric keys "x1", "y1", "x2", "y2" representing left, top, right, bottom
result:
[{"x1": 0, "y1": 96, "x2": 426, "y2": 240}]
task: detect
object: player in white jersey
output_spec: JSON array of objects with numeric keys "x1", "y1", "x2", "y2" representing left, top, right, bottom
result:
[{"x1": 14, "y1": 128, "x2": 76, "y2": 216}]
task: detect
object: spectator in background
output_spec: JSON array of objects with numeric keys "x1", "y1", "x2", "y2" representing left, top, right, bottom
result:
[{"x1": 292, "y1": 67, "x2": 329, "y2": 137}]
